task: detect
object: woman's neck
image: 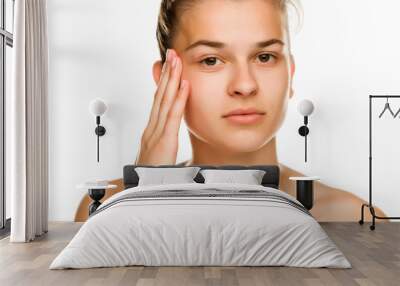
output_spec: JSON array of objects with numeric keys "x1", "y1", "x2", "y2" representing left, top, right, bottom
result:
[{"x1": 186, "y1": 134, "x2": 279, "y2": 166}]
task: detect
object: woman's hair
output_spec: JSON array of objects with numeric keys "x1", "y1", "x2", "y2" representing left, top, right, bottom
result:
[{"x1": 156, "y1": 0, "x2": 302, "y2": 64}]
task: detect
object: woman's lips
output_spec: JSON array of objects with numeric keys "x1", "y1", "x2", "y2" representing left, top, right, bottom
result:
[{"x1": 223, "y1": 113, "x2": 265, "y2": 124}]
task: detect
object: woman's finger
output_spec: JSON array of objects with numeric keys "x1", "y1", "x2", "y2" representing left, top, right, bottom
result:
[
  {"x1": 163, "y1": 79, "x2": 189, "y2": 138},
  {"x1": 150, "y1": 53, "x2": 182, "y2": 143},
  {"x1": 143, "y1": 50, "x2": 173, "y2": 141}
]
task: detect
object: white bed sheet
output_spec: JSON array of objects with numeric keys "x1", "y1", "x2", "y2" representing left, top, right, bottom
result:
[{"x1": 49, "y1": 183, "x2": 351, "y2": 269}]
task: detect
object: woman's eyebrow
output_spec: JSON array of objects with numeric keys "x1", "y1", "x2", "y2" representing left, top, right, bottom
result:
[{"x1": 184, "y1": 39, "x2": 285, "y2": 52}]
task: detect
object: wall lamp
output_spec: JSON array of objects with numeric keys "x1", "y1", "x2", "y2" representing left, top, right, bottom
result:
[
  {"x1": 297, "y1": 99, "x2": 315, "y2": 163},
  {"x1": 89, "y1": 98, "x2": 107, "y2": 162}
]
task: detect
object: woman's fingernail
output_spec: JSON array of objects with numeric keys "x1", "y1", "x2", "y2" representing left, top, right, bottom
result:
[
  {"x1": 172, "y1": 56, "x2": 177, "y2": 68},
  {"x1": 180, "y1": 80, "x2": 187, "y2": 89},
  {"x1": 166, "y1": 49, "x2": 171, "y2": 61}
]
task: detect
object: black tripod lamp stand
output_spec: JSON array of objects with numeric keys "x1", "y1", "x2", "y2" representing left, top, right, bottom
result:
[
  {"x1": 297, "y1": 99, "x2": 315, "y2": 162},
  {"x1": 89, "y1": 98, "x2": 107, "y2": 162}
]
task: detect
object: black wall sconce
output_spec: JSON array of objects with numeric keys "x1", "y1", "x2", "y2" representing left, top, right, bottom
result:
[
  {"x1": 89, "y1": 98, "x2": 107, "y2": 162},
  {"x1": 297, "y1": 99, "x2": 315, "y2": 163}
]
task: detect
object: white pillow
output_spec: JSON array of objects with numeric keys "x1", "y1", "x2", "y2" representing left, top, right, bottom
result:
[
  {"x1": 200, "y1": 169, "x2": 266, "y2": 185},
  {"x1": 135, "y1": 167, "x2": 201, "y2": 186}
]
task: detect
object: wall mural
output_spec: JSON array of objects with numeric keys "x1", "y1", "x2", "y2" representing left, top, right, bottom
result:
[
  {"x1": 131, "y1": 0, "x2": 386, "y2": 221},
  {"x1": 72, "y1": 0, "x2": 387, "y2": 222}
]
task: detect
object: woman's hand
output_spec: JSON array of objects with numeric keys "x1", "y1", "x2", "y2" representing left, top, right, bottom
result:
[{"x1": 135, "y1": 49, "x2": 189, "y2": 165}]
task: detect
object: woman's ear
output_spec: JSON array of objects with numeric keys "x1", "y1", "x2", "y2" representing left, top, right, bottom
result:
[
  {"x1": 152, "y1": 60, "x2": 163, "y2": 85},
  {"x1": 289, "y1": 54, "x2": 296, "y2": 99}
]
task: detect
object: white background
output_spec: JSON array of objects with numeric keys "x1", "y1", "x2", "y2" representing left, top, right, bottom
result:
[{"x1": 47, "y1": 0, "x2": 400, "y2": 221}]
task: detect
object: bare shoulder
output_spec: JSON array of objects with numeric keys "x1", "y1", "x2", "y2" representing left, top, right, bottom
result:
[
  {"x1": 278, "y1": 163, "x2": 387, "y2": 221},
  {"x1": 279, "y1": 162, "x2": 360, "y2": 199}
]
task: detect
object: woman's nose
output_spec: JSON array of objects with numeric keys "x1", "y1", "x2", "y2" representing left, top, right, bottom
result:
[{"x1": 227, "y1": 64, "x2": 258, "y2": 97}]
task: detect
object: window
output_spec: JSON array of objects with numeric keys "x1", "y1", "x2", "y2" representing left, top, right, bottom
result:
[{"x1": 0, "y1": 0, "x2": 14, "y2": 234}]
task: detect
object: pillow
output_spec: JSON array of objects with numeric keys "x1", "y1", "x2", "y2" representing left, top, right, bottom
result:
[
  {"x1": 135, "y1": 167, "x2": 201, "y2": 186},
  {"x1": 200, "y1": 169, "x2": 266, "y2": 185}
]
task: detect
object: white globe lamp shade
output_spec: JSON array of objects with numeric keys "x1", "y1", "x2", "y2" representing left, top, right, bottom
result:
[
  {"x1": 297, "y1": 99, "x2": 314, "y2": 116},
  {"x1": 89, "y1": 98, "x2": 107, "y2": 116}
]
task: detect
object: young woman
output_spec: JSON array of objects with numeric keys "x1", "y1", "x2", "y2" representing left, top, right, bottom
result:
[{"x1": 134, "y1": 0, "x2": 385, "y2": 221}]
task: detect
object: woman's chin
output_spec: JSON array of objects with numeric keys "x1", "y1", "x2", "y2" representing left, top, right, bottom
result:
[
  {"x1": 187, "y1": 125, "x2": 274, "y2": 153},
  {"x1": 216, "y1": 134, "x2": 271, "y2": 153}
]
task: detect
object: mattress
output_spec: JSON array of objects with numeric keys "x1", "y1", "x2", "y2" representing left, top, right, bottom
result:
[{"x1": 49, "y1": 183, "x2": 351, "y2": 269}]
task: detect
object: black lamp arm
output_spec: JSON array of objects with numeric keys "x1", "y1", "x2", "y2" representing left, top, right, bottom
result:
[
  {"x1": 304, "y1": 116, "x2": 308, "y2": 125},
  {"x1": 298, "y1": 116, "x2": 310, "y2": 163},
  {"x1": 94, "y1": 116, "x2": 106, "y2": 162}
]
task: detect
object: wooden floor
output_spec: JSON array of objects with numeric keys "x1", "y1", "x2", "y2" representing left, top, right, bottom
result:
[{"x1": 0, "y1": 222, "x2": 399, "y2": 286}]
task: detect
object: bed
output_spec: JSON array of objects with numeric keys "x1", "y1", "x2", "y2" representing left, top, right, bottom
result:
[{"x1": 49, "y1": 165, "x2": 351, "y2": 269}]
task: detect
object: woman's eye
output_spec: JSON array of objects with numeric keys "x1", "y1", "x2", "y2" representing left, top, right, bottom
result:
[
  {"x1": 258, "y1": 53, "x2": 276, "y2": 63},
  {"x1": 200, "y1": 57, "x2": 221, "y2": 67},
  {"x1": 199, "y1": 54, "x2": 277, "y2": 67}
]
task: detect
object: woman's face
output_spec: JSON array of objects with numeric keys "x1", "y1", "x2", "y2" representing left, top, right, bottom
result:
[{"x1": 171, "y1": 0, "x2": 295, "y2": 152}]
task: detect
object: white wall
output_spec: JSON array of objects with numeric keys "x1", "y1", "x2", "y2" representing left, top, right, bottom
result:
[{"x1": 48, "y1": 0, "x2": 400, "y2": 221}]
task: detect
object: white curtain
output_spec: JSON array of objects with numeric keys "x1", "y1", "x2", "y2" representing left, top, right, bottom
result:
[{"x1": 8, "y1": 0, "x2": 49, "y2": 242}]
